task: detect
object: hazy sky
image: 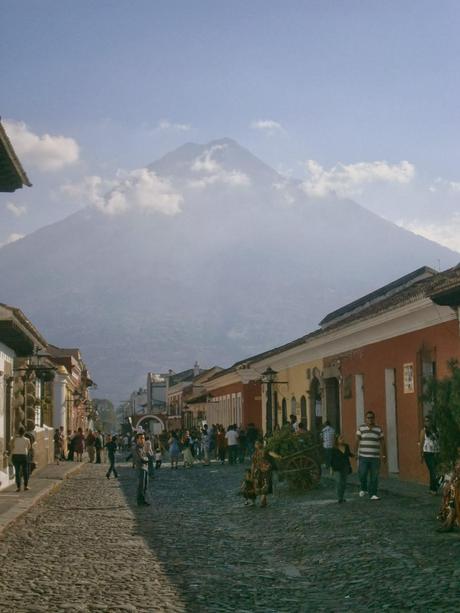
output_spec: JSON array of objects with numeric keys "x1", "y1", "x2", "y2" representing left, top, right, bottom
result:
[{"x1": 1, "y1": 0, "x2": 460, "y2": 251}]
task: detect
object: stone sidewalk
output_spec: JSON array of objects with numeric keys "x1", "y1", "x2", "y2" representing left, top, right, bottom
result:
[{"x1": 0, "y1": 461, "x2": 85, "y2": 535}]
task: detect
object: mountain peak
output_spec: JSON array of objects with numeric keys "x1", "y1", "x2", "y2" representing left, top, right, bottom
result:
[{"x1": 148, "y1": 137, "x2": 281, "y2": 185}]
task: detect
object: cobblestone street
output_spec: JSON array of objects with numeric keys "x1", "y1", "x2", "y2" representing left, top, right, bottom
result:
[{"x1": 0, "y1": 460, "x2": 459, "y2": 613}]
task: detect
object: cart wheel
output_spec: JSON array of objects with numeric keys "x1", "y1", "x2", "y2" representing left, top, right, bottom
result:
[{"x1": 285, "y1": 455, "x2": 321, "y2": 491}]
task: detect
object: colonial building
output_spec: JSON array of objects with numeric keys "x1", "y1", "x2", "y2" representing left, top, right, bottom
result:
[
  {"x1": 180, "y1": 366, "x2": 223, "y2": 429},
  {"x1": 0, "y1": 306, "x2": 93, "y2": 489},
  {"x1": 199, "y1": 365, "x2": 263, "y2": 430},
  {"x1": 0, "y1": 304, "x2": 48, "y2": 488},
  {"x1": 227, "y1": 265, "x2": 460, "y2": 485},
  {"x1": 323, "y1": 265, "x2": 460, "y2": 482},
  {"x1": 166, "y1": 363, "x2": 203, "y2": 429},
  {"x1": 47, "y1": 344, "x2": 95, "y2": 437}
]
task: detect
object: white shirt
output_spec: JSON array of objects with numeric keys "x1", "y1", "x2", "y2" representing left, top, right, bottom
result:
[
  {"x1": 225, "y1": 430, "x2": 239, "y2": 446},
  {"x1": 12, "y1": 436, "x2": 31, "y2": 455}
]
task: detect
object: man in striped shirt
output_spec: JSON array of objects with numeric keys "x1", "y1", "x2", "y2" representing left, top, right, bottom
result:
[{"x1": 355, "y1": 411, "x2": 386, "y2": 500}]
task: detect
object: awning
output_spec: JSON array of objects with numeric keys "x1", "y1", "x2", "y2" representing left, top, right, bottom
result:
[
  {"x1": 0, "y1": 320, "x2": 35, "y2": 356},
  {"x1": 0, "y1": 120, "x2": 32, "y2": 192}
]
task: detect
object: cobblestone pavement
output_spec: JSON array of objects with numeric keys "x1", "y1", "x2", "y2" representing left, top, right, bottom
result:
[{"x1": 0, "y1": 459, "x2": 459, "y2": 612}]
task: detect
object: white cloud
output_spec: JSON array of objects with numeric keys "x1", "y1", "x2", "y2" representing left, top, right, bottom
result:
[
  {"x1": 191, "y1": 145, "x2": 224, "y2": 174},
  {"x1": 397, "y1": 215, "x2": 460, "y2": 253},
  {"x1": 302, "y1": 159, "x2": 415, "y2": 198},
  {"x1": 429, "y1": 177, "x2": 460, "y2": 193},
  {"x1": 157, "y1": 120, "x2": 191, "y2": 132},
  {"x1": 250, "y1": 119, "x2": 284, "y2": 134},
  {"x1": 189, "y1": 144, "x2": 250, "y2": 189},
  {"x1": 61, "y1": 169, "x2": 183, "y2": 216},
  {"x1": 0, "y1": 233, "x2": 25, "y2": 247},
  {"x1": 4, "y1": 120, "x2": 79, "y2": 172},
  {"x1": 6, "y1": 202, "x2": 27, "y2": 217},
  {"x1": 60, "y1": 175, "x2": 117, "y2": 203}
]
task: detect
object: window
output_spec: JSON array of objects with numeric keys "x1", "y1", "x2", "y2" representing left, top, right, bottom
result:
[
  {"x1": 403, "y1": 363, "x2": 414, "y2": 394},
  {"x1": 300, "y1": 396, "x2": 307, "y2": 420}
]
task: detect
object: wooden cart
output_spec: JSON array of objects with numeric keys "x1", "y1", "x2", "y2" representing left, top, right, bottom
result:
[{"x1": 274, "y1": 445, "x2": 321, "y2": 491}]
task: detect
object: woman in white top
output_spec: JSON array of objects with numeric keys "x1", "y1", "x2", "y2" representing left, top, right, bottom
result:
[
  {"x1": 419, "y1": 415, "x2": 440, "y2": 494},
  {"x1": 11, "y1": 426, "x2": 31, "y2": 492}
]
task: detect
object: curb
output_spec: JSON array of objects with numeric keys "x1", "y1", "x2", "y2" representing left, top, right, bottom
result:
[
  {"x1": 320, "y1": 472, "x2": 429, "y2": 500},
  {"x1": 0, "y1": 462, "x2": 85, "y2": 537}
]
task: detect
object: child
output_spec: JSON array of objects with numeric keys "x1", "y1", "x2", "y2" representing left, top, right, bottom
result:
[
  {"x1": 155, "y1": 448, "x2": 162, "y2": 470},
  {"x1": 330, "y1": 434, "x2": 354, "y2": 503},
  {"x1": 240, "y1": 469, "x2": 256, "y2": 506}
]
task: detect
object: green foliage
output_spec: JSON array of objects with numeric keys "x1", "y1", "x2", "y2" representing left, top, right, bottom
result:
[
  {"x1": 265, "y1": 426, "x2": 320, "y2": 460},
  {"x1": 424, "y1": 359, "x2": 460, "y2": 469}
]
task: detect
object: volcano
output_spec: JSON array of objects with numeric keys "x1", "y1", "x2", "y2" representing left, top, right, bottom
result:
[{"x1": 0, "y1": 138, "x2": 458, "y2": 402}]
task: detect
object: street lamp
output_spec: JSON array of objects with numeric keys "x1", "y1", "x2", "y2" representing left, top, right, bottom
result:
[{"x1": 262, "y1": 367, "x2": 278, "y2": 435}]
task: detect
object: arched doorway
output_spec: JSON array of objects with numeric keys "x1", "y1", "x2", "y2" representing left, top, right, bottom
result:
[
  {"x1": 281, "y1": 398, "x2": 287, "y2": 425},
  {"x1": 136, "y1": 414, "x2": 165, "y2": 435},
  {"x1": 309, "y1": 377, "x2": 322, "y2": 434},
  {"x1": 325, "y1": 377, "x2": 341, "y2": 433},
  {"x1": 300, "y1": 396, "x2": 307, "y2": 423},
  {"x1": 290, "y1": 397, "x2": 297, "y2": 419}
]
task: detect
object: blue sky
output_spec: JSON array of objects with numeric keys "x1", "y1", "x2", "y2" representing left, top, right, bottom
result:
[{"x1": 2, "y1": 0, "x2": 460, "y2": 250}]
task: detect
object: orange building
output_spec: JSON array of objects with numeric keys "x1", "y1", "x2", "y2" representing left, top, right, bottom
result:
[{"x1": 323, "y1": 266, "x2": 460, "y2": 483}]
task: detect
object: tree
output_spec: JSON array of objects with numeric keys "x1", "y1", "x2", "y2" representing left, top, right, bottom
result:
[
  {"x1": 425, "y1": 359, "x2": 460, "y2": 469},
  {"x1": 92, "y1": 398, "x2": 118, "y2": 433}
]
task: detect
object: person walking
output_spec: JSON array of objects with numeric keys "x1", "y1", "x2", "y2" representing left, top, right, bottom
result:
[
  {"x1": 144, "y1": 434, "x2": 155, "y2": 477},
  {"x1": 86, "y1": 430, "x2": 96, "y2": 463},
  {"x1": 216, "y1": 426, "x2": 227, "y2": 464},
  {"x1": 331, "y1": 434, "x2": 354, "y2": 503},
  {"x1": 240, "y1": 469, "x2": 256, "y2": 506},
  {"x1": 168, "y1": 432, "x2": 180, "y2": 469},
  {"x1": 250, "y1": 440, "x2": 279, "y2": 508},
  {"x1": 54, "y1": 428, "x2": 62, "y2": 464},
  {"x1": 133, "y1": 432, "x2": 150, "y2": 506},
  {"x1": 201, "y1": 425, "x2": 211, "y2": 466},
  {"x1": 225, "y1": 425, "x2": 239, "y2": 465},
  {"x1": 73, "y1": 428, "x2": 85, "y2": 462},
  {"x1": 419, "y1": 415, "x2": 440, "y2": 495},
  {"x1": 67, "y1": 430, "x2": 75, "y2": 461},
  {"x1": 320, "y1": 421, "x2": 336, "y2": 472},
  {"x1": 355, "y1": 411, "x2": 386, "y2": 500},
  {"x1": 182, "y1": 431, "x2": 194, "y2": 468},
  {"x1": 155, "y1": 447, "x2": 162, "y2": 470},
  {"x1": 11, "y1": 426, "x2": 31, "y2": 492},
  {"x1": 105, "y1": 434, "x2": 118, "y2": 479}
]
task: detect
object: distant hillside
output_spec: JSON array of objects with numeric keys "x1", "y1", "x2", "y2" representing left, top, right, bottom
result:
[{"x1": 0, "y1": 138, "x2": 458, "y2": 402}]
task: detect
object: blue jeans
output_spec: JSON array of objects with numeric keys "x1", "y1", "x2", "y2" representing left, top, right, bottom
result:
[
  {"x1": 137, "y1": 469, "x2": 148, "y2": 503},
  {"x1": 228, "y1": 445, "x2": 238, "y2": 465},
  {"x1": 358, "y1": 457, "x2": 380, "y2": 497},
  {"x1": 334, "y1": 468, "x2": 348, "y2": 502},
  {"x1": 423, "y1": 452, "x2": 439, "y2": 493}
]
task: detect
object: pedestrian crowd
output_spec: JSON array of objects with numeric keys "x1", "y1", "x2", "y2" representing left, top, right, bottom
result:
[{"x1": 9, "y1": 409, "x2": 460, "y2": 533}]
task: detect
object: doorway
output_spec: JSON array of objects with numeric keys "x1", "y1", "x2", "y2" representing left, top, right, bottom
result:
[
  {"x1": 385, "y1": 368, "x2": 399, "y2": 474},
  {"x1": 325, "y1": 377, "x2": 341, "y2": 433}
]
